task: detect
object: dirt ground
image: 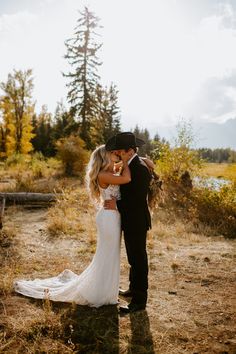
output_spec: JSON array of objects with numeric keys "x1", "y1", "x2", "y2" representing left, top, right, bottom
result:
[{"x1": 0, "y1": 206, "x2": 236, "y2": 354}]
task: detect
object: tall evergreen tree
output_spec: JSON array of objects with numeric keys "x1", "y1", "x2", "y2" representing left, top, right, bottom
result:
[
  {"x1": 32, "y1": 105, "x2": 54, "y2": 156},
  {"x1": 92, "y1": 83, "x2": 121, "y2": 145},
  {"x1": 0, "y1": 69, "x2": 35, "y2": 156},
  {"x1": 102, "y1": 83, "x2": 121, "y2": 141},
  {"x1": 64, "y1": 7, "x2": 102, "y2": 149},
  {"x1": 132, "y1": 125, "x2": 152, "y2": 156},
  {"x1": 52, "y1": 101, "x2": 78, "y2": 141}
]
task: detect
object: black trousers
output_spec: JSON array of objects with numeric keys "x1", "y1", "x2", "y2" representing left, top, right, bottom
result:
[{"x1": 123, "y1": 227, "x2": 148, "y2": 305}]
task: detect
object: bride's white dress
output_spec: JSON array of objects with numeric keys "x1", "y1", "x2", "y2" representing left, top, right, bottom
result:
[{"x1": 14, "y1": 185, "x2": 121, "y2": 308}]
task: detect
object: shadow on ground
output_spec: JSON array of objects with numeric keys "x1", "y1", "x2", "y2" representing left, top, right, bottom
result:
[
  {"x1": 58, "y1": 303, "x2": 119, "y2": 353},
  {"x1": 128, "y1": 310, "x2": 155, "y2": 354},
  {"x1": 34, "y1": 299, "x2": 155, "y2": 354}
]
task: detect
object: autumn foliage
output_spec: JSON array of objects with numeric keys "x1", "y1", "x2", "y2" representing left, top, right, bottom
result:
[{"x1": 0, "y1": 69, "x2": 35, "y2": 156}]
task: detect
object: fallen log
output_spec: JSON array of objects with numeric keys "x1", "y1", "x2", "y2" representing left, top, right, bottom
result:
[
  {"x1": 0, "y1": 192, "x2": 57, "y2": 205},
  {"x1": 0, "y1": 197, "x2": 6, "y2": 229},
  {"x1": 0, "y1": 193, "x2": 57, "y2": 228}
]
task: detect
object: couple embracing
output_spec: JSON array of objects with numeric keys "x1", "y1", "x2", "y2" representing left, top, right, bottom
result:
[{"x1": 14, "y1": 132, "x2": 153, "y2": 314}]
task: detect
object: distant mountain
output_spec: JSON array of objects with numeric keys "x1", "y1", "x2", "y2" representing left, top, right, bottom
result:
[
  {"x1": 194, "y1": 118, "x2": 236, "y2": 149},
  {"x1": 157, "y1": 118, "x2": 236, "y2": 149}
]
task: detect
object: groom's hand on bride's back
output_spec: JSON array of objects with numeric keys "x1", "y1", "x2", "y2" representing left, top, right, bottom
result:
[{"x1": 104, "y1": 197, "x2": 117, "y2": 210}]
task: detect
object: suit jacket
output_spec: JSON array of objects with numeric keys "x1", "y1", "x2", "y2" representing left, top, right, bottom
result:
[{"x1": 117, "y1": 155, "x2": 151, "y2": 233}]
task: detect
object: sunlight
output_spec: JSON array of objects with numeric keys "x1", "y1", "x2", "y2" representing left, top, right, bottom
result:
[{"x1": 0, "y1": 0, "x2": 236, "y2": 145}]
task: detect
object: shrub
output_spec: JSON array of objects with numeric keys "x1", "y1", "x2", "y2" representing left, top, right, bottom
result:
[
  {"x1": 153, "y1": 142, "x2": 201, "y2": 182},
  {"x1": 150, "y1": 121, "x2": 202, "y2": 211},
  {"x1": 56, "y1": 135, "x2": 89, "y2": 178},
  {"x1": 151, "y1": 120, "x2": 202, "y2": 183},
  {"x1": 5, "y1": 153, "x2": 29, "y2": 166},
  {"x1": 191, "y1": 181, "x2": 236, "y2": 238},
  {"x1": 150, "y1": 120, "x2": 236, "y2": 237},
  {"x1": 29, "y1": 152, "x2": 50, "y2": 179}
]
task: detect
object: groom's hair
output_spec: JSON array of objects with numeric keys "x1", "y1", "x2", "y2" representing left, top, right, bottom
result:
[{"x1": 125, "y1": 147, "x2": 138, "y2": 153}]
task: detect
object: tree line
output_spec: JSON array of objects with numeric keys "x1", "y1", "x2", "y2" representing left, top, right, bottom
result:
[
  {"x1": 0, "y1": 67, "x2": 160, "y2": 158},
  {"x1": 0, "y1": 8, "x2": 121, "y2": 157},
  {"x1": 0, "y1": 7, "x2": 235, "y2": 164},
  {"x1": 197, "y1": 148, "x2": 236, "y2": 163}
]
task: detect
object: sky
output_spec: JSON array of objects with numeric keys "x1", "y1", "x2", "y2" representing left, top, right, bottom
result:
[{"x1": 1, "y1": 0, "x2": 236, "y2": 144}]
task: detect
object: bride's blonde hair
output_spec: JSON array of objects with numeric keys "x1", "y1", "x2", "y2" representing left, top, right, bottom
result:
[{"x1": 86, "y1": 145, "x2": 111, "y2": 203}]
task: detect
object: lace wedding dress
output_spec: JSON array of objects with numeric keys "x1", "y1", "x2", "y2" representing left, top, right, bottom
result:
[{"x1": 14, "y1": 185, "x2": 121, "y2": 307}]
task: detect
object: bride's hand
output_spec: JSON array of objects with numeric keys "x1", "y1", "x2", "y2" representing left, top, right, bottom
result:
[
  {"x1": 141, "y1": 157, "x2": 155, "y2": 170},
  {"x1": 113, "y1": 160, "x2": 123, "y2": 173}
]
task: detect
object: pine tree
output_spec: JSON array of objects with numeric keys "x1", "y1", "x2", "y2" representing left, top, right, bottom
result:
[
  {"x1": 102, "y1": 83, "x2": 121, "y2": 141},
  {"x1": 52, "y1": 101, "x2": 78, "y2": 141},
  {"x1": 32, "y1": 105, "x2": 54, "y2": 156},
  {"x1": 64, "y1": 7, "x2": 102, "y2": 149},
  {"x1": 132, "y1": 125, "x2": 152, "y2": 156},
  {"x1": 0, "y1": 69, "x2": 35, "y2": 156},
  {"x1": 153, "y1": 133, "x2": 161, "y2": 142},
  {"x1": 92, "y1": 83, "x2": 121, "y2": 145}
]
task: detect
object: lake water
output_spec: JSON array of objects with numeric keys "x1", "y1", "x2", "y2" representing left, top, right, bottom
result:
[{"x1": 193, "y1": 177, "x2": 231, "y2": 191}]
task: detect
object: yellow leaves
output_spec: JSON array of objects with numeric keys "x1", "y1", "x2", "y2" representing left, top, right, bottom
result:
[
  {"x1": 56, "y1": 135, "x2": 89, "y2": 177},
  {"x1": 21, "y1": 112, "x2": 35, "y2": 154},
  {"x1": 5, "y1": 133, "x2": 16, "y2": 156},
  {"x1": 0, "y1": 69, "x2": 35, "y2": 157},
  {"x1": 2, "y1": 108, "x2": 35, "y2": 156}
]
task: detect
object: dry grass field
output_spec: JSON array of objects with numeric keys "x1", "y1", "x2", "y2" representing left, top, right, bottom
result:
[
  {"x1": 0, "y1": 187, "x2": 235, "y2": 354},
  {"x1": 200, "y1": 163, "x2": 236, "y2": 181}
]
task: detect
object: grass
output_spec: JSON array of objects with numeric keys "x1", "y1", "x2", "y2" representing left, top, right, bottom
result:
[
  {"x1": 47, "y1": 187, "x2": 90, "y2": 237},
  {"x1": 200, "y1": 162, "x2": 236, "y2": 180},
  {"x1": 0, "y1": 154, "x2": 82, "y2": 193},
  {"x1": 0, "y1": 186, "x2": 235, "y2": 353},
  {"x1": 0, "y1": 156, "x2": 235, "y2": 353}
]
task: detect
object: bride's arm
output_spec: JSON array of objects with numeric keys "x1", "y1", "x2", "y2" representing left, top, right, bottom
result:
[
  {"x1": 98, "y1": 151, "x2": 131, "y2": 187},
  {"x1": 98, "y1": 160, "x2": 131, "y2": 186}
]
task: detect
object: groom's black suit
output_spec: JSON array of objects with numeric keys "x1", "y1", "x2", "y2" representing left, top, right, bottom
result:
[{"x1": 117, "y1": 155, "x2": 151, "y2": 305}]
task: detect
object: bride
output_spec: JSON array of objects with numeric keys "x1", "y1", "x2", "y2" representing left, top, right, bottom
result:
[{"x1": 14, "y1": 145, "x2": 131, "y2": 307}]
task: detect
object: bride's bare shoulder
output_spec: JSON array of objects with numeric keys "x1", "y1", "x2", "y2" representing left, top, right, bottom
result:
[
  {"x1": 98, "y1": 170, "x2": 113, "y2": 179},
  {"x1": 97, "y1": 171, "x2": 110, "y2": 188}
]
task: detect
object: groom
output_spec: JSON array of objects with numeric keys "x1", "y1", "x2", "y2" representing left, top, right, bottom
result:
[{"x1": 105, "y1": 132, "x2": 152, "y2": 313}]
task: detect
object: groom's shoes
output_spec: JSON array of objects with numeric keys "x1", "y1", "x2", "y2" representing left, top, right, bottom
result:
[
  {"x1": 119, "y1": 303, "x2": 146, "y2": 314},
  {"x1": 119, "y1": 288, "x2": 133, "y2": 298}
]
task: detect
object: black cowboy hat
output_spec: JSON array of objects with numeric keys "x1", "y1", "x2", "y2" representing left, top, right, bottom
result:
[{"x1": 105, "y1": 132, "x2": 145, "y2": 151}]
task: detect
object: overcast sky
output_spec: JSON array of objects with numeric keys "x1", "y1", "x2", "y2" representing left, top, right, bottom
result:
[{"x1": 1, "y1": 0, "x2": 236, "y2": 137}]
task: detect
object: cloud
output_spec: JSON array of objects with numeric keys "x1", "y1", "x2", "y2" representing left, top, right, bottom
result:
[
  {"x1": 118, "y1": 1, "x2": 236, "y2": 128},
  {"x1": 0, "y1": 10, "x2": 36, "y2": 37},
  {"x1": 1, "y1": 0, "x2": 236, "y2": 133},
  {"x1": 176, "y1": 3, "x2": 236, "y2": 123},
  {"x1": 0, "y1": 10, "x2": 38, "y2": 80},
  {"x1": 0, "y1": 6, "x2": 71, "y2": 112},
  {"x1": 219, "y1": 2, "x2": 236, "y2": 29},
  {"x1": 184, "y1": 72, "x2": 236, "y2": 122}
]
